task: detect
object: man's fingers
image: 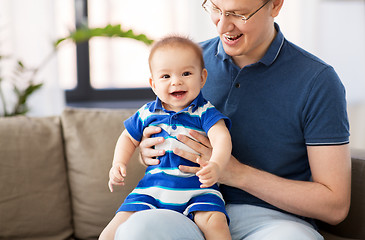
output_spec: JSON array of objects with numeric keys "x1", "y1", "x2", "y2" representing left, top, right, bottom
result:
[
  {"x1": 140, "y1": 146, "x2": 165, "y2": 159},
  {"x1": 189, "y1": 130, "x2": 212, "y2": 148},
  {"x1": 139, "y1": 149, "x2": 163, "y2": 166},
  {"x1": 173, "y1": 148, "x2": 198, "y2": 163},
  {"x1": 139, "y1": 133, "x2": 165, "y2": 166},
  {"x1": 177, "y1": 134, "x2": 206, "y2": 153},
  {"x1": 144, "y1": 157, "x2": 161, "y2": 166},
  {"x1": 142, "y1": 126, "x2": 162, "y2": 138},
  {"x1": 140, "y1": 136, "x2": 165, "y2": 150},
  {"x1": 176, "y1": 134, "x2": 212, "y2": 161},
  {"x1": 179, "y1": 165, "x2": 201, "y2": 174},
  {"x1": 140, "y1": 126, "x2": 164, "y2": 160}
]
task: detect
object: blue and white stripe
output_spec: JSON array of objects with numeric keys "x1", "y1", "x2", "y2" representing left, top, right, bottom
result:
[{"x1": 118, "y1": 92, "x2": 230, "y2": 220}]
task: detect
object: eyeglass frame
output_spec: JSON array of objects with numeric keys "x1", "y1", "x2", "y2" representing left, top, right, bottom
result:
[{"x1": 202, "y1": 0, "x2": 272, "y2": 24}]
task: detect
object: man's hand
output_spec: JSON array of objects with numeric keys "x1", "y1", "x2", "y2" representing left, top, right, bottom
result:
[
  {"x1": 175, "y1": 130, "x2": 213, "y2": 174},
  {"x1": 175, "y1": 129, "x2": 240, "y2": 187},
  {"x1": 139, "y1": 126, "x2": 165, "y2": 166}
]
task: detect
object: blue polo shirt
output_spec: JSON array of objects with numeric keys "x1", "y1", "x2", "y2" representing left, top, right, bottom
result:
[{"x1": 200, "y1": 23, "x2": 349, "y2": 221}]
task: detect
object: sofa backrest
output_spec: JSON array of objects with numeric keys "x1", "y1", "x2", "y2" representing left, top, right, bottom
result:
[
  {"x1": 61, "y1": 108, "x2": 146, "y2": 239},
  {"x1": 2, "y1": 108, "x2": 364, "y2": 240},
  {"x1": 0, "y1": 116, "x2": 73, "y2": 240}
]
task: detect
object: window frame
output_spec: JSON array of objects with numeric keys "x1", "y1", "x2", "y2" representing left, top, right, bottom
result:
[{"x1": 66, "y1": 0, "x2": 155, "y2": 105}]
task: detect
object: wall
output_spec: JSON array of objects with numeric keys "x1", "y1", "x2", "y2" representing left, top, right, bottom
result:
[
  {"x1": 0, "y1": 0, "x2": 69, "y2": 117},
  {"x1": 1, "y1": 0, "x2": 364, "y2": 149},
  {"x1": 276, "y1": 0, "x2": 365, "y2": 149}
]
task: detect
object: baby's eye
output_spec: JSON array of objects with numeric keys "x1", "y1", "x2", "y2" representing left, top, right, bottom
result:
[
  {"x1": 182, "y1": 72, "x2": 191, "y2": 77},
  {"x1": 161, "y1": 74, "x2": 170, "y2": 79}
]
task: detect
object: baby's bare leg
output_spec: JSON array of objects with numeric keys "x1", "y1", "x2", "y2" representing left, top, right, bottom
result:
[
  {"x1": 194, "y1": 211, "x2": 231, "y2": 240},
  {"x1": 99, "y1": 211, "x2": 134, "y2": 240}
]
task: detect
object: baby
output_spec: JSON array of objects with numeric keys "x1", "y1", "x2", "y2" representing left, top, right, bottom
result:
[{"x1": 99, "y1": 36, "x2": 232, "y2": 240}]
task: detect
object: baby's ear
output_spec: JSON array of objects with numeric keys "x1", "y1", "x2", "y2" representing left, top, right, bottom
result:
[
  {"x1": 149, "y1": 77, "x2": 156, "y2": 91},
  {"x1": 201, "y1": 68, "x2": 208, "y2": 88}
]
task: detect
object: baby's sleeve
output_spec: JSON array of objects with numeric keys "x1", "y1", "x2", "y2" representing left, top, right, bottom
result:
[
  {"x1": 123, "y1": 105, "x2": 148, "y2": 142},
  {"x1": 200, "y1": 102, "x2": 231, "y2": 134}
]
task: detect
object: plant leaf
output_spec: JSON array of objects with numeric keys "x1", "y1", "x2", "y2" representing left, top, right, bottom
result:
[
  {"x1": 17, "y1": 60, "x2": 25, "y2": 69},
  {"x1": 55, "y1": 24, "x2": 154, "y2": 47}
]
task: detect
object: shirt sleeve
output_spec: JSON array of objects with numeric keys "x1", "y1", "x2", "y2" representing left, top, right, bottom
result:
[
  {"x1": 303, "y1": 66, "x2": 350, "y2": 145},
  {"x1": 123, "y1": 105, "x2": 148, "y2": 142},
  {"x1": 200, "y1": 101, "x2": 231, "y2": 134}
]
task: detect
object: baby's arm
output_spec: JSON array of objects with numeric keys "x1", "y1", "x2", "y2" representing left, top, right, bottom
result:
[
  {"x1": 108, "y1": 129, "x2": 140, "y2": 192},
  {"x1": 196, "y1": 119, "x2": 232, "y2": 188}
]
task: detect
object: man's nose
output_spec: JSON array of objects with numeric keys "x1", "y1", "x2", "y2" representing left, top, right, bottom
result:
[{"x1": 216, "y1": 14, "x2": 235, "y2": 34}]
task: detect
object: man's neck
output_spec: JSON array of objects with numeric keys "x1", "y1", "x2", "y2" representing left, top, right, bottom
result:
[{"x1": 233, "y1": 26, "x2": 277, "y2": 69}]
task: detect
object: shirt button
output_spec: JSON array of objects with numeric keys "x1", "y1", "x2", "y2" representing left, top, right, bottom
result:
[
  {"x1": 235, "y1": 83, "x2": 241, "y2": 88},
  {"x1": 172, "y1": 125, "x2": 177, "y2": 130},
  {"x1": 173, "y1": 115, "x2": 178, "y2": 119}
]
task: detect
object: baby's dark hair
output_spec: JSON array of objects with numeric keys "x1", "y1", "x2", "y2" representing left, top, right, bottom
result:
[{"x1": 148, "y1": 35, "x2": 205, "y2": 71}]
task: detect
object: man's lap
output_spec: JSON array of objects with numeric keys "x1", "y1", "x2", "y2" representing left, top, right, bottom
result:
[
  {"x1": 114, "y1": 204, "x2": 323, "y2": 240},
  {"x1": 226, "y1": 204, "x2": 323, "y2": 240},
  {"x1": 114, "y1": 209, "x2": 204, "y2": 240}
]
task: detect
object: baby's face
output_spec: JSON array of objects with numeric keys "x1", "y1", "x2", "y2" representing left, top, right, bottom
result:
[{"x1": 149, "y1": 46, "x2": 206, "y2": 112}]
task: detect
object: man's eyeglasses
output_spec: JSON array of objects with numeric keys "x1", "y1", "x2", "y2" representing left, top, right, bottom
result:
[{"x1": 202, "y1": 0, "x2": 271, "y2": 24}]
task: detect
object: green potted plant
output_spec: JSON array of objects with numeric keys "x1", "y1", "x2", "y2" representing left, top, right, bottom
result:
[
  {"x1": 0, "y1": 57, "x2": 43, "y2": 117},
  {"x1": 0, "y1": 24, "x2": 153, "y2": 117}
]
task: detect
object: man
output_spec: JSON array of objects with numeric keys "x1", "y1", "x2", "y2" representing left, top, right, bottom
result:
[{"x1": 115, "y1": 0, "x2": 351, "y2": 239}]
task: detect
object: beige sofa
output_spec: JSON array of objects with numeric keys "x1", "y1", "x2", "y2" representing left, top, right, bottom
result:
[{"x1": 0, "y1": 108, "x2": 364, "y2": 240}]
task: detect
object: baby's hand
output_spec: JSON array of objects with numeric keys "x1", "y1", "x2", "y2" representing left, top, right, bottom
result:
[
  {"x1": 108, "y1": 163, "x2": 127, "y2": 192},
  {"x1": 196, "y1": 160, "x2": 221, "y2": 188}
]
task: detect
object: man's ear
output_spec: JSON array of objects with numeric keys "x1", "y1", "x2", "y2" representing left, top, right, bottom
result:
[
  {"x1": 201, "y1": 68, "x2": 208, "y2": 88},
  {"x1": 270, "y1": 0, "x2": 284, "y2": 18}
]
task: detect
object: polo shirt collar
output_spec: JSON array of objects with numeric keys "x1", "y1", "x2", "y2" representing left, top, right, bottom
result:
[
  {"x1": 150, "y1": 97, "x2": 164, "y2": 112},
  {"x1": 191, "y1": 91, "x2": 205, "y2": 111},
  {"x1": 259, "y1": 23, "x2": 284, "y2": 66},
  {"x1": 216, "y1": 40, "x2": 230, "y2": 62},
  {"x1": 149, "y1": 91, "x2": 205, "y2": 113},
  {"x1": 215, "y1": 22, "x2": 285, "y2": 66}
]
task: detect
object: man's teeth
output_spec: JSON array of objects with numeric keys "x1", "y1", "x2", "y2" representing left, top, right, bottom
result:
[{"x1": 224, "y1": 34, "x2": 242, "y2": 41}]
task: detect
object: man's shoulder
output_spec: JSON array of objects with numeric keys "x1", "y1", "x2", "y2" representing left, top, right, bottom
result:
[{"x1": 283, "y1": 40, "x2": 331, "y2": 70}]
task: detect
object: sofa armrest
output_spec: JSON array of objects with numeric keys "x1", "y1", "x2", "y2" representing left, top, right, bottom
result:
[{"x1": 318, "y1": 148, "x2": 365, "y2": 240}]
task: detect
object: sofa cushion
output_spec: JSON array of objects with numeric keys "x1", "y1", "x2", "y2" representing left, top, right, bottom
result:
[
  {"x1": 318, "y1": 149, "x2": 365, "y2": 239},
  {"x1": 0, "y1": 116, "x2": 73, "y2": 240},
  {"x1": 61, "y1": 108, "x2": 146, "y2": 239}
]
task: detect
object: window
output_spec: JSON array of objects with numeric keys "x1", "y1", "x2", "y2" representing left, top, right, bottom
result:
[{"x1": 64, "y1": 0, "x2": 216, "y2": 107}]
